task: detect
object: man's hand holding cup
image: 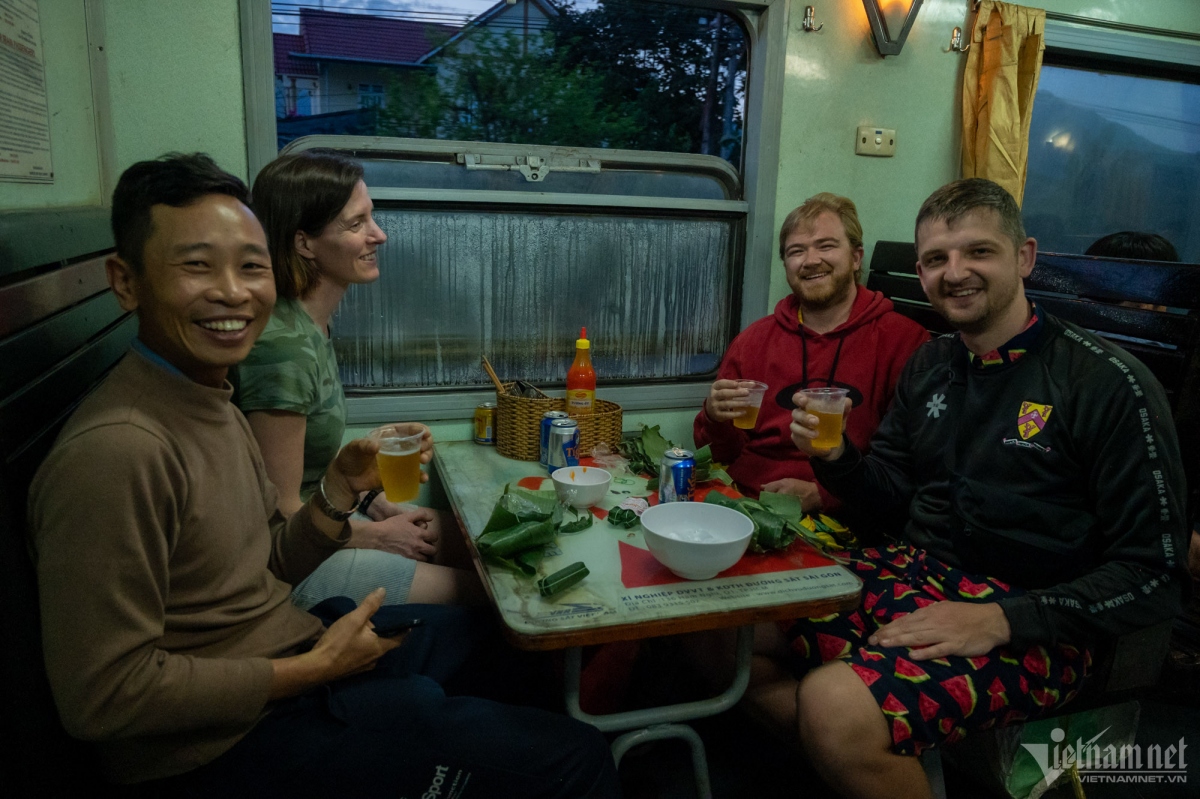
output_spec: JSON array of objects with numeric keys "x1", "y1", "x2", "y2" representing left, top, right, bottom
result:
[
  {"x1": 706, "y1": 379, "x2": 752, "y2": 423},
  {"x1": 706, "y1": 379, "x2": 769, "y2": 428},
  {"x1": 790, "y1": 388, "x2": 851, "y2": 460}
]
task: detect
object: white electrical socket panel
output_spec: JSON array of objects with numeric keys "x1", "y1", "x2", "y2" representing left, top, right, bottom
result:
[{"x1": 856, "y1": 126, "x2": 896, "y2": 157}]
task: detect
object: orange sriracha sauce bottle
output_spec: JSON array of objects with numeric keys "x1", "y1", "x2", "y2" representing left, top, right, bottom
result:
[{"x1": 566, "y1": 326, "x2": 596, "y2": 415}]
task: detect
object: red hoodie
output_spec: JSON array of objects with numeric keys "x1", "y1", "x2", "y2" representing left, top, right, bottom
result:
[{"x1": 693, "y1": 284, "x2": 928, "y2": 509}]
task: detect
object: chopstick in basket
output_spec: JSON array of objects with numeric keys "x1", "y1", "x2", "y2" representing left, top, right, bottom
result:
[{"x1": 480, "y1": 355, "x2": 506, "y2": 395}]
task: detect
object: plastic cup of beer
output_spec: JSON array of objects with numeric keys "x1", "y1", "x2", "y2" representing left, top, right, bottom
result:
[
  {"x1": 799, "y1": 387, "x2": 850, "y2": 449},
  {"x1": 732, "y1": 381, "x2": 769, "y2": 430},
  {"x1": 371, "y1": 425, "x2": 424, "y2": 503}
]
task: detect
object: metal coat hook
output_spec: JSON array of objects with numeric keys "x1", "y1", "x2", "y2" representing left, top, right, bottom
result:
[
  {"x1": 802, "y1": 6, "x2": 823, "y2": 32},
  {"x1": 945, "y1": 26, "x2": 970, "y2": 53}
]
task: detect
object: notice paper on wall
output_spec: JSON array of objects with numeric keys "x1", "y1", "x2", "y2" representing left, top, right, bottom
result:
[{"x1": 0, "y1": 0, "x2": 52, "y2": 184}]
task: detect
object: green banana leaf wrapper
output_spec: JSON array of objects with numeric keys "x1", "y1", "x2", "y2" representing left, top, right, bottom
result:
[
  {"x1": 476, "y1": 519, "x2": 557, "y2": 559},
  {"x1": 477, "y1": 485, "x2": 592, "y2": 576},
  {"x1": 481, "y1": 485, "x2": 562, "y2": 534},
  {"x1": 703, "y1": 491, "x2": 853, "y2": 558}
]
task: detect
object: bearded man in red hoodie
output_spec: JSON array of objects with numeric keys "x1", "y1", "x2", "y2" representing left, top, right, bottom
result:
[{"x1": 694, "y1": 192, "x2": 928, "y2": 512}]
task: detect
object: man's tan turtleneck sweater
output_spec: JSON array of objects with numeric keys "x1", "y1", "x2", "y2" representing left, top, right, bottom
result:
[{"x1": 28, "y1": 351, "x2": 350, "y2": 784}]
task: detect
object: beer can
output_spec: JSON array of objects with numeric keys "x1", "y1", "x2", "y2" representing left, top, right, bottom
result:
[
  {"x1": 659, "y1": 447, "x2": 696, "y2": 503},
  {"x1": 539, "y1": 410, "x2": 570, "y2": 466},
  {"x1": 547, "y1": 418, "x2": 580, "y2": 470},
  {"x1": 473, "y1": 402, "x2": 497, "y2": 445}
]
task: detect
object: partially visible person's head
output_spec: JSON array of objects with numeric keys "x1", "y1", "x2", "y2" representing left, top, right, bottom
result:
[
  {"x1": 914, "y1": 179, "x2": 1036, "y2": 338},
  {"x1": 1085, "y1": 231, "x2": 1180, "y2": 262},
  {"x1": 111, "y1": 152, "x2": 250, "y2": 272},
  {"x1": 779, "y1": 193, "x2": 865, "y2": 310},
  {"x1": 252, "y1": 152, "x2": 384, "y2": 299},
  {"x1": 106, "y1": 153, "x2": 274, "y2": 387}
]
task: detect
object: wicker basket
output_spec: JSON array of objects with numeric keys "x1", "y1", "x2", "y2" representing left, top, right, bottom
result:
[{"x1": 495, "y1": 384, "x2": 622, "y2": 461}]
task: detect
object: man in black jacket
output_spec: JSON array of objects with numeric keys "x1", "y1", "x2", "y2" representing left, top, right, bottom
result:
[{"x1": 771, "y1": 179, "x2": 1188, "y2": 799}]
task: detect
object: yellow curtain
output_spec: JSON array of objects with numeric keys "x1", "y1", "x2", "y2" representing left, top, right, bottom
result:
[{"x1": 960, "y1": 1, "x2": 1046, "y2": 205}]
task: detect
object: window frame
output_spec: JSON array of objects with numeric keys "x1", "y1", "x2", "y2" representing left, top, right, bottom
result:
[
  {"x1": 1022, "y1": 19, "x2": 1200, "y2": 264},
  {"x1": 238, "y1": 0, "x2": 789, "y2": 423},
  {"x1": 1043, "y1": 18, "x2": 1200, "y2": 77}
]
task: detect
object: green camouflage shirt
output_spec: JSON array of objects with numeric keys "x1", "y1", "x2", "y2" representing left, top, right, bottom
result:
[{"x1": 237, "y1": 297, "x2": 346, "y2": 498}]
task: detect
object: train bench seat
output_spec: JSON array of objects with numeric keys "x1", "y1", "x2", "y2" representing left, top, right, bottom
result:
[
  {"x1": 866, "y1": 241, "x2": 1200, "y2": 797},
  {"x1": 1, "y1": 212, "x2": 130, "y2": 795}
]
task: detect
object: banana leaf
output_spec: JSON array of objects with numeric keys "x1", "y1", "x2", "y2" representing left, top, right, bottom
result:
[
  {"x1": 477, "y1": 519, "x2": 557, "y2": 558},
  {"x1": 748, "y1": 507, "x2": 790, "y2": 551},
  {"x1": 607, "y1": 508, "x2": 640, "y2": 529},
  {"x1": 640, "y1": 425, "x2": 673, "y2": 465},
  {"x1": 703, "y1": 491, "x2": 742, "y2": 512},
  {"x1": 560, "y1": 507, "x2": 594, "y2": 534},
  {"x1": 481, "y1": 486, "x2": 561, "y2": 534},
  {"x1": 702, "y1": 492, "x2": 801, "y2": 554},
  {"x1": 620, "y1": 427, "x2": 731, "y2": 486},
  {"x1": 758, "y1": 491, "x2": 804, "y2": 525},
  {"x1": 487, "y1": 547, "x2": 546, "y2": 576},
  {"x1": 538, "y1": 562, "x2": 590, "y2": 597},
  {"x1": 619, "y1": 424, "x2": 672, "y2": 476}
]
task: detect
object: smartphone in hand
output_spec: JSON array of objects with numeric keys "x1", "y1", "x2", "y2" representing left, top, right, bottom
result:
[{"x1": 371, "y1": 617, "x2": 424, "y2": 637}]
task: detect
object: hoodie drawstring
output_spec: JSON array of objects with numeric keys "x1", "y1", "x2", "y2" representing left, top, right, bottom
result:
[
  {"x1": 799, "y1": 327, "x2": 846, "y2": 388},
  {"x1": 827, "y1": 337, "x2": 845, "y2": 387}
]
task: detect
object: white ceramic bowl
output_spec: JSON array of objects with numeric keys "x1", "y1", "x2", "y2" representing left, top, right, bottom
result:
[
  {"x1": 551, "y1": 466, "x2": 612, "y2": 508},
  {"x1": 639, "y1": 502, "x2": 754, "y2": 580}
]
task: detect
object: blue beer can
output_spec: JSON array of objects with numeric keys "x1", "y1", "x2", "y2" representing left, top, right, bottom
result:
[
  {"x1": 659, "y1": 447, "x2": 696, "y2": 503},
  {"x1": 540, "y1": 410, "x2": 570, "y2": 466},
  {"x1": 547, "y1": 418, "x2": 580, "y2": 471}
]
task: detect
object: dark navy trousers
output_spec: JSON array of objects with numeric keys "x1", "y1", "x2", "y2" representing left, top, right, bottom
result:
[{"x1": 134, "y1": 602, "x2": 621, "y2": 799}]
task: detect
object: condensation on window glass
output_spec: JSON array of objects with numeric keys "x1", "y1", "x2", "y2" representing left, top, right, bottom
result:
[
  {"x1": 332, "y1": 209, "x2": 736, "y2": 389},
  {"x1": 1024, "y1": 65, "x2": 1200, "y2": 262},
  {"x1": 270, "y1": 0, "x2": 748, "y2": 167}
]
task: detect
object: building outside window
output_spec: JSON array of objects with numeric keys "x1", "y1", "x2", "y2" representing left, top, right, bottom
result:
[
  {"x1": 270, "y1": 1, "x2": 747, "y2": 166},
  {"x1": 359, "y1": 83, "x2": 385, "y2": 108}
]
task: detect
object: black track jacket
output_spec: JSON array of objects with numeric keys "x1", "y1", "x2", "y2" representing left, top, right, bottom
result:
[{"x1": 813, "y1": 311, "x2": 1189, "y2": 650}]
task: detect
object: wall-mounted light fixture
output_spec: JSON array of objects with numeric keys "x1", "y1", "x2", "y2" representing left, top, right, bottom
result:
[{"x1": 862, "y1": 0, "x2": 924, "y2": 57}]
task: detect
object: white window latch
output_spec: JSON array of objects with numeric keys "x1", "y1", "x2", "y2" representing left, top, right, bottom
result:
[{"x1": 457, "y1": 153, "x2": 601, "y2": 183}]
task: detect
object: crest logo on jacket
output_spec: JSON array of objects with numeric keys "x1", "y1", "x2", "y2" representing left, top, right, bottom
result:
[{"x1": 1017, "y1": 402, "x2": 1053, "y2": 440}]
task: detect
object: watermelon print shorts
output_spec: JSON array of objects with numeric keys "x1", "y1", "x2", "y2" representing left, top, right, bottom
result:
[{"x1": 782, "y1": 544, "x2": 1092, "y2": 756}]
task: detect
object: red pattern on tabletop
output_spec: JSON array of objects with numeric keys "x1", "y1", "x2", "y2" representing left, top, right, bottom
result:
[
  {"x1": 523, "y1": 460, "x2": 787, "y2": 588},
  {"x1": 619, "y1": 538, "x2": 837, "y2": 589}
]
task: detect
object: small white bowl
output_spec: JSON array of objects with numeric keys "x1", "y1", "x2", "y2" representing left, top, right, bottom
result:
[
  {"x1": 551, "y1": 466, "x2": 612, "y2": 509},
  {"x1": 640, "y1": 502, "x2": 754, "y2": 580}
]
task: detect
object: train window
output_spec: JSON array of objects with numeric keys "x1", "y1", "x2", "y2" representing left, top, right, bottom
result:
[
  {"x1": 255, "y1": 0, "x2": 773, "y2": 409},
  {"x1": 286, "y1": 140, "x2": 745, "y2": 392},
  {"x1": 1024, "y1": 62, "x2": 1200, "y2": 262},
  {"x1": 270, "y1": 0, "x2": 749, "y2": 169}
]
